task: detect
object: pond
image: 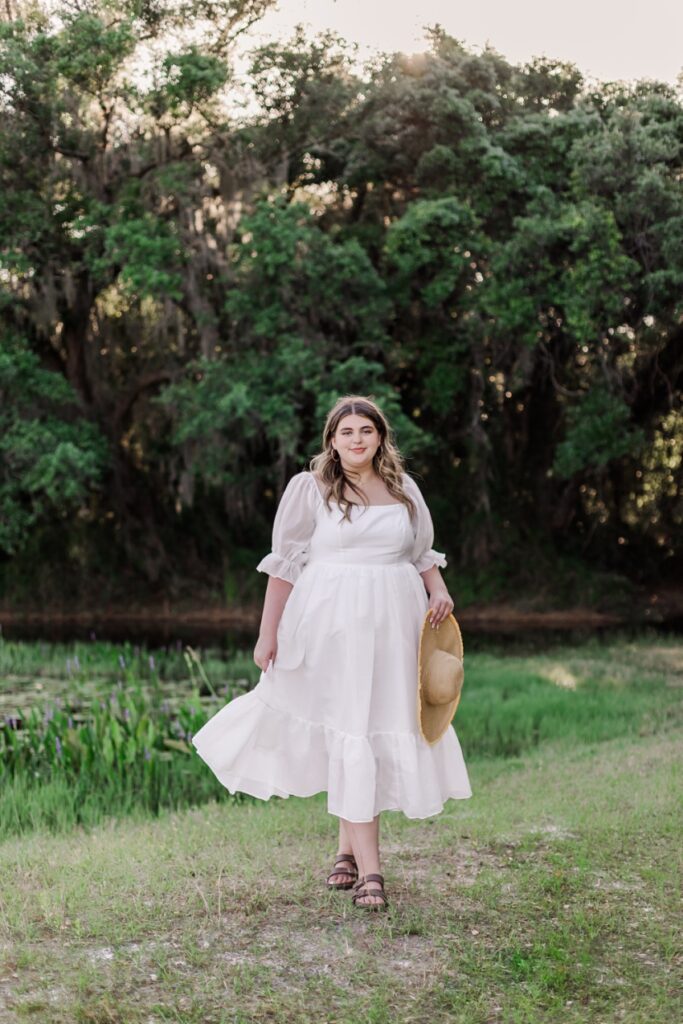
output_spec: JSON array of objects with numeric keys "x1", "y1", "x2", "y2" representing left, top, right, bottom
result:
[{"x1": 1, "y1": 614, "x2": 681, "y2": 656}]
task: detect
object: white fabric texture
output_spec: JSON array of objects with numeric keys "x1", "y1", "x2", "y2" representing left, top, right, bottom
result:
[
  {"x1": 192, "y1": 471, "x2": 472, "y2": 821},
  {"x1": 252, "y1": 471, "x2": 319, "y2": 584}
]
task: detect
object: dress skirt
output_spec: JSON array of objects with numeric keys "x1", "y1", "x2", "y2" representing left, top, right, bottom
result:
[{"x1": 192, "y1": 478, "x2": 472, "y2": 822}]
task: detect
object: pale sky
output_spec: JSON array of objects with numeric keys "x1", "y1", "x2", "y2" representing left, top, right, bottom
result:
[{"x1": 246, "y1": 0, "x2": 683, "y2": 86}]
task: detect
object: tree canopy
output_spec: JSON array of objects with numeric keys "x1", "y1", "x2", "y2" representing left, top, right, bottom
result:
[{"x1": 1, "y1": 2, "x2": 681, "y2": 606}]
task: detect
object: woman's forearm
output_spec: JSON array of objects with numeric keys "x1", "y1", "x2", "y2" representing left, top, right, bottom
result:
[
  {"x1": 419, "y1": 565, "x2": 454, "y2": 627},
  {"x1": 419, "y1": 565, "x2": 448, "y2": 596},
  {"x1": 258, "y1": 575, "x2": 294, "y2": 638}
]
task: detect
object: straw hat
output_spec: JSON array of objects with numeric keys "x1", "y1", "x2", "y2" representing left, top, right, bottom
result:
[{"x1": 417, "y1": 611, "x2": 464, "y2": 744}]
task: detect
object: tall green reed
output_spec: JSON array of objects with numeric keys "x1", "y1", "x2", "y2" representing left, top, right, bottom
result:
[{"x1": 0, "y1": 646, "x2": 254, "y2": 839}]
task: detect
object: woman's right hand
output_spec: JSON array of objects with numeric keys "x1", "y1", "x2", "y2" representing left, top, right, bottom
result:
[{"x1": 253, "y1": 632, "x2": 277, "y2": 673}]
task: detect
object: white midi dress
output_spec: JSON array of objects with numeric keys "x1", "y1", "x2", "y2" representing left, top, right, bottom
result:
[{"x1": 192, "y1": 471, "x2": 472, "y2": 822}]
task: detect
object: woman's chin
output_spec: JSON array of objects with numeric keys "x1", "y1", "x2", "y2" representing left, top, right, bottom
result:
[{"x1": 342, "y1": 458, "x2": 373, "y2": 472}]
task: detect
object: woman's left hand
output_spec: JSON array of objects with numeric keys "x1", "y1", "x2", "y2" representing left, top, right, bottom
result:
[{"x1": 427, "y1": 587, "x2": 454, "y2": 628}]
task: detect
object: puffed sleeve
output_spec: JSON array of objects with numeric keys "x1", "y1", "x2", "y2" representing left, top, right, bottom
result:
[
  {"x1": 402, "y1": 473, "x2": 448, "y2": 573},
  {"x1": 256, "y1": 472, "x2": 319, "y2": 584}
]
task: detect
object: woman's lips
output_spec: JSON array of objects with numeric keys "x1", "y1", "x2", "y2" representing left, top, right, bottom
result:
[{"x1": 351, "y1": 448, "x2": 365, "y2": 452}]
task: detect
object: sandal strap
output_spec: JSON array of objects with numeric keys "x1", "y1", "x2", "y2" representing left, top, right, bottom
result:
[
  {"x1": 354, "y1": 883, "x2": 386, "y2": 896},
  {"x1": 326, "y1": 868, "x2": 355, "y2": 879},
  {"x1": 353, "y1": 874, "x2": 387, "y2": 897},
  {"x1": 333, "y1": 854, "x2": 357, "y2": 867},
  {"x1": 352, "y1": 888, "x2": 389, "y2": 906}
]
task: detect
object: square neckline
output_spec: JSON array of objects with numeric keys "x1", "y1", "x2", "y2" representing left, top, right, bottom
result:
[
  {"x1": 330, "y1": 501, "x2": 404, "y2": 508},
  {"x1": 309, "y1": 472, "x2": 404, "y2": 507}
]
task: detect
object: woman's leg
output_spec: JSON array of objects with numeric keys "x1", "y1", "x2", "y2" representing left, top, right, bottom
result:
[
  {"x1": 343, "y1": 814, "x2": 385, "y2": 906},
  {"x1": 338, "y1": 817, "x2": 354, "y2": 858},
  {"x1": 327, "y1": 817, "x2": 358, "y2": 886}
]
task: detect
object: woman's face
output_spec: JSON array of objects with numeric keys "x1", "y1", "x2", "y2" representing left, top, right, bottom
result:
[{"x1": 331, "y1": 413, "x2": 381, "y2": 470}]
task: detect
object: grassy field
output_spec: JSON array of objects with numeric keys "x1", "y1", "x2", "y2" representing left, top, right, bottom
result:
[
  {"x1": 1, "y1": 634, "x2": 681, "y2": 840},
  {"x1": 0, "y1": 640, "x2": 258, "y2": 839},
  {"x1": 0, "y1": 637, "x2": 681, "y2": 1022}
]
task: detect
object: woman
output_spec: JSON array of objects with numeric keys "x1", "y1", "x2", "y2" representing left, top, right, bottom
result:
[{"x1": 192, "y1": 395, "x2": 472, "y2": 910}]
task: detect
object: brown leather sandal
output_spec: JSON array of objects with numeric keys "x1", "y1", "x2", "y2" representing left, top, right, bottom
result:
[
  {"x1": 351, "y1": 873, "x2": 389, "y2": 911},
  {"x1": 326, "y1": 853, "x2": 359, "y2": 890}
]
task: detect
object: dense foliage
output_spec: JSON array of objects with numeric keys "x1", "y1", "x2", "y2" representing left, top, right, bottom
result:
[{"x1": 0, "y1": 1, "x2": 681, "y2": 606}]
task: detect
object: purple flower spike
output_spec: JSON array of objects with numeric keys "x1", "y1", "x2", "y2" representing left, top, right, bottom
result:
[
  {"x1": 67, "y1": 716, "x2": 74, "y2": 729},
  {"x1": 144, "y1": 747, "x2": 151, "y2": 761},
  {"x1": 118, "y1": 655, "x2": 126, "y2": 669},
  {"x1": 149, "y1": 655, "x2": 156, "y2": 671},
  {"x1": 55, "y1": 736, "x2": 62, "y2": 757},
  {"x1": 123, "y1": 708, "x2": 131, "y2": 721}
]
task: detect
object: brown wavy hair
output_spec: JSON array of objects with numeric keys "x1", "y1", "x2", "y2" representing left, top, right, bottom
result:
[{"x1": 308, "y1": 395, "x2": 416, "y2": 522}]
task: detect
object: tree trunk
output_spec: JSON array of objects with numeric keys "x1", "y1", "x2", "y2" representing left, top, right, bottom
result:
[{"x1": 59, "y1": 271, "x2": 95, "y2": 405}]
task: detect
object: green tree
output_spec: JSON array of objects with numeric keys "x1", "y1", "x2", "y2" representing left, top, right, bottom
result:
[
  {"x1": 1, "y1": 9, "x2": 682, "y2": 603},
  {"x1": 158, "y1": 199, "x2": 427, "y2": 513},
  {"x1": 0, "y1": 0, "x2": 276, "y2": 577},
  {"x1": 0, "y1": 335, "x2": 108, "y2": 555}
]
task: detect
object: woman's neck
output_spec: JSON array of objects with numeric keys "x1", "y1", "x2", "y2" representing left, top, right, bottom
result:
[{"x1": 343, "y1": 465, "x2": 377, "y2": 487}]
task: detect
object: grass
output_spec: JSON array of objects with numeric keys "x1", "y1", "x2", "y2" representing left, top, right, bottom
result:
[
  {"x1": 0, "y1": 641, "x2": 261, "y2": 839},
  {"x1": 0, "y1": 636, "x2": 681, "y2": 1021},
  {"x1": 1, "y1": 634, "x2": 682, "y2": 841},
  {"x1": 0, "y1": 727, "x2": 679, "y2": 1022}
]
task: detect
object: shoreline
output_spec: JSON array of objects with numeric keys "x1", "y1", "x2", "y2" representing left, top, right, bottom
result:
[{"x1": 1, "y1": 597, "x2": 681, "y2": 638}]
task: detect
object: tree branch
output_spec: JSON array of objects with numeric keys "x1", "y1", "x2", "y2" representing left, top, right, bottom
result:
[{"x1": 113, "y1": 370, "x2": 174, "y2": 433}]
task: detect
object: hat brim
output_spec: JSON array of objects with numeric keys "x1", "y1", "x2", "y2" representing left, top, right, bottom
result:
[{"x1": 417, "y1": 612, "x2": 464, "y2": 744}]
